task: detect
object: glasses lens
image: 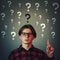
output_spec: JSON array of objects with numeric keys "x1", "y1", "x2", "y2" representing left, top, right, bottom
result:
[{"x1": 21, "y1": 32, "x2": 33, "y2": 36}]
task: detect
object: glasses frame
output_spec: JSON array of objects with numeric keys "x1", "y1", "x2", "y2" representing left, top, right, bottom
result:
[{"x1": 21, "y1": 32, "x2": 33, "y2": 37}]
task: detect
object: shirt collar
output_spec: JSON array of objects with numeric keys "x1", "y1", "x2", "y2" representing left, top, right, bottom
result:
[{"x1": 19, "y1": 44, "x2": 35, "y2": 51}]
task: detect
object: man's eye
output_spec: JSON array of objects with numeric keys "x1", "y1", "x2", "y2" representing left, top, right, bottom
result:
[{"x1": 23, "y1": 33, "x2": 26, "y2": 35}]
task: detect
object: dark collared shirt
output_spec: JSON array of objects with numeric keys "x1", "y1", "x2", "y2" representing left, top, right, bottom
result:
[{"x1": 8, "y1": 45, "x2": 54, "y2": 60}]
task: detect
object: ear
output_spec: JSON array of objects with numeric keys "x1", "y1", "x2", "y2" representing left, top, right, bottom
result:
[
  {"x1": 32, "y1": 37, "x2": 35, "y2": 41},
  {"x1": 19, "y1": 35, "x2": 21, "y2": 40}
]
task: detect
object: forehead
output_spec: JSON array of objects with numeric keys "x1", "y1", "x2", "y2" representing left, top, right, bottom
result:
[{"x1": 22, "y1": 28, "x2": 32, "y2": 32}]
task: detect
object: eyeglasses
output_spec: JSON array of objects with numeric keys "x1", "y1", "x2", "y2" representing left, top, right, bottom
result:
[{"x1": 21, "y1": 32, "x2": 33, "y2": 37}]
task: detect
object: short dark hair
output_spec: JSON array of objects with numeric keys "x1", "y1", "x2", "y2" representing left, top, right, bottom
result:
[{"x1": 18, "y1": 24, "x2": 36, "y2": 38}]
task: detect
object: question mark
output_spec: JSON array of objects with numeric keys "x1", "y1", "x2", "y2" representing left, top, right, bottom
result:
[
  {"x1": 1, "y1": 13, "x2": 5, "y2": 20},
  {"x1": 11, "y1": 31, "x2": 16, "y2": 40},
  {"x1": 25, "y1": 3, "x2": 31, "y2": 12},
  {"x1": 18, "y1": 21, "x2": 21, "y2": 26},
  {"x1": 12, "y1": 26, "x2": 15, "y2": 30},
  {"x1": 46, "y1": 19, "x2": 49, "y2": 23},
  {"x1": 52, "y1": 17, "x2": 56, "y2": 24},
  {"x1": 25, "y1": 14, "x2": 31, "y2": 23},
  {"x1": 51, "y1": 31, "x2": 55, "y2": 39},
  {"x1": 40, "y1": 23, "x2": 46, "y2": 32},
  {"x1": 36, "y1": 21, "x2": 39, "y2": 26},
  {"x1": 1, "y1": 31, "x2": 6, "y2": 38},
  {"x1": 7, "y1": 1, "x2": 12, "y2": 7},
  {"x1": 45, "y1": 9, "x2": 48, "y2": 13},
  {"x1": 51, "y1": 26, "x2": 53, "y2": 30},
  {"x1": 52, "y1": 2, "x2": 59, "y2": 14},
  {"x1": 34, "y1": 13, "x2": 37, "y2": 16},
  {"x1": 41, "y1": 34, "x2": 44, "y2": 38},
  {"x1": 18, "y1": 3, "x2": 21, "y2": 7},
  {"x1": 44, "y1": 1, "x2": 48, "y2": 6},
  {"x1": 17, "y1": 11, "x2": 22, "y2": 19},
  {"x1": 38, "y1": 15, "x2": 42, "y2": 19},
  {"x1": 35, "y1": 3, "x2": 40, "y2": 10},
  {"x1": 2, "y1": 5, "x2": 5, "y2": 9},
  {"x1": 10, "y1": 9, "x2": 14, "y2": 15},
  {"x1": 43, "y1": 0, "x2": 48, "y2": 13},
  {"x1": 11, "y1": 19, "x2": 14, "y2": 23},
  {"x1": 5, "y1": 25, "x2": 8, "y2": 30}
]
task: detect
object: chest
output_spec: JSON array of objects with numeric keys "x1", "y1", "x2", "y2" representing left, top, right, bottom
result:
[{"x1": 14, "y1": 51, "x2": 43, "y2": 60}]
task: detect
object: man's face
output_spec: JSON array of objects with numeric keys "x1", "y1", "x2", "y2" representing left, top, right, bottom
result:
[{"x1": 19, "y1": 28, "x2": 35, "y2": 44}]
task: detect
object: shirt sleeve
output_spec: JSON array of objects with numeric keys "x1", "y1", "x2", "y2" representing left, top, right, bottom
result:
[
  {"x1": 42, "y1": 51, "x2": 55, "y2": 60},
  {"x1": 48, "y1": 56, "x2": 54, "y2": 60},
  {"x1": 8, "y1": 52, "x2": 14, "y2": 60},
  {"x1": 44, "y1": 54, "x2": 54, "y2": 60}
]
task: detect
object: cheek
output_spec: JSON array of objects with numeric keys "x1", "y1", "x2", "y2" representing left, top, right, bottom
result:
[
  {"x1": 20, "y1": 36, "x2": 26, "y2": 41},
  {"x1": 30, "y1": 36, "x2": 35, "y2": 40}
]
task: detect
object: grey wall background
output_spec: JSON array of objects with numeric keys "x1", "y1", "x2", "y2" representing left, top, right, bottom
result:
[{"x1": 0, "y1": 0, "x2": 60, "y2": 60}]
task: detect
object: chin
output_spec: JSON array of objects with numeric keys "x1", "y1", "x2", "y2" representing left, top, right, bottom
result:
[{"x1": 24, "y1": 42, "x2": 31, "y2": 44}]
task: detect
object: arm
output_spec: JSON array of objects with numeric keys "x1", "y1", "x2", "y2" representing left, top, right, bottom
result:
[{"x1": 46, "y1": 39, "x2": 54, "y2": 60}]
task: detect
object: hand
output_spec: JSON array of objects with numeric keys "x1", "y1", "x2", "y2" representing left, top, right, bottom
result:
[{"x1": 46, "y1": 39, "x2": 54, "y2": 58}]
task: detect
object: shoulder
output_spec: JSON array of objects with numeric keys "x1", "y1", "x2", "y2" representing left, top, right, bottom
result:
[
  {"x1": 9, "y1": 45, "x2": 22, "y2": 57},
  {"x1": 8, "y1": 47, "x2": 20, "y2": 60},
  {"x1": 9, "y1": 45, "x2": 22, "y2": 55},
  {"x1": 33, "y1": 47, "x2": 44, "y2": 53},
  {"x1": 9, "y1": 47, "x2": 19, "y2": 57}
]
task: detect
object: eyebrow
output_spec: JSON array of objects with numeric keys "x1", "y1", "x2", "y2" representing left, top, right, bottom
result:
[{"x1": 21, "y1": 32, "x2": 32, "y2": 34}]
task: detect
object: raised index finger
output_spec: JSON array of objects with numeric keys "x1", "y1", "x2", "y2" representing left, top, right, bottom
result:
[{"x1": 47, "y1": 39, "x2": 51, "y2": 45}]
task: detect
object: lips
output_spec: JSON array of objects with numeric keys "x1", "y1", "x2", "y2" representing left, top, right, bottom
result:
[{"x1": 25, "y1": 39, "x2": 29, "y2": 41}]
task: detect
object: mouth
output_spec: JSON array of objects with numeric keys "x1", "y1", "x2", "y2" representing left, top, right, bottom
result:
[{"x1": 25, "y1": 39, "x2": 29, "y2": 41}]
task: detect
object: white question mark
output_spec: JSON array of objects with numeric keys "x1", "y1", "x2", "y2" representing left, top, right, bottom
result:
[
  {"x1": 34, "y1": 13, "x2": 37, "y2": 16},
  {"x1": 35, "y1": 3, "x2": 40, "y2": 10},
  {"x1": 44, "y1": 1, "x2": 48, "y2": 6},
  {"x1": 17, "y1": 11, "x2": 22, "y2": 19},
  {"x1": 40, "y1": 23, "x2": 46, "y2": 32},
  {"x1": 36, "y1": 21, "x2": 39, "y2": 26},
  {"x1": 52, "y1": 2, "x2": 59, "y2": 14},
  {"x1": 18, "y1": 3, "x2": 21, "y2": 7},
  {"x1": 5, "y1": 25, "x2": 8, "y2": 30},
  {"x1": 11, "y1": 19, "x2": 14, "y2": 23},
  {"x1": 38, "y1": 15, "x2": 42, "y2": 19},
  {"x1": 10, "y1": 9, "x2": 14, "y2": 15},
  {"x1": 12, "y1": 26, "x2": 15, "y2": 30},
  {"x1": 1, "y1": 31, "x2": 6, "y2": 38},
  {"x1": 2, "y1": 5, "x2": 5, "y2": 9},
  {"x1": 41, "y1": 34, "x2": 44, "y2": 38},
  {"x1": 7, "y1": 1, "x2": 12, "y2": 7},
  {"x1": 1, "y1": 13, "x2": 5, "y2": 20},
  {"x1": 52, "y1": 17, "x2": 56, "y2": 24},
  {"x1": 25, "y1": 3, "x2": 31, "y2": 12},
  {"x1": 45, "y1": 9, "x2": 48, "y2": 13},
  {"x1": 51, "y1": 31, "x2": 55, "y2": 39},
  {"x1": 18, "y1": 21, "x2": 21, "y2": 26},
  {"x1": 46, "y1": 19, "x2": 49, "y2": 23},
  {"x1": 11, "y1": 31, "x2": 16, "y2": 40}
]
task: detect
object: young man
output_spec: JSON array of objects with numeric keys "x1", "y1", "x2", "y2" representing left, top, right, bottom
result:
[{"x1": 9, "y1": 24, "x2": 54, "y2": 60}]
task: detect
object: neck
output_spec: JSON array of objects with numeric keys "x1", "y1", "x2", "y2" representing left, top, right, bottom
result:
[{"x1": 22, "y1": 43, "x2": 32, "y2": 50}]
